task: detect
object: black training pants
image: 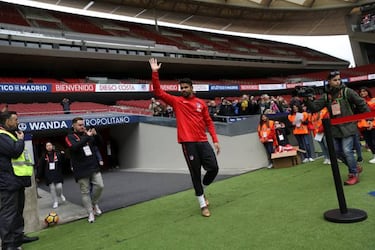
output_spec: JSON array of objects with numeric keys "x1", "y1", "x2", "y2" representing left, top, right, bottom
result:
[
  {"x1": 181, "y1": 142, "x2": 219, "y2": 196},
  {"x1": 0, "y1": 188, "x2": 25, "y2": 248}
]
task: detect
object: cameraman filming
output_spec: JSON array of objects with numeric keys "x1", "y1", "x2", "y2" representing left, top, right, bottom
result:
[{"x1": 304, "y1": 70, "x2": 370, "y2": 185}]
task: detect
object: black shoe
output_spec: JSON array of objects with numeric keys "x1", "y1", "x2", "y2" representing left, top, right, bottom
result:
[
  {"x1": 23, "y1": 235, "x2": 39, "y2": 244},
  {"x1": 4, "y1": 247, "x2": 22, "y2": 250}
]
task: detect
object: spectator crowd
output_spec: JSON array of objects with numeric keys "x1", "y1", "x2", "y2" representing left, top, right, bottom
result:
[
  {"x1": 253, "y1": 71, "x2": 374, "y2": 186},
  {"x1": 206, "y1": 94, "x2": 290, "y2": 121}
]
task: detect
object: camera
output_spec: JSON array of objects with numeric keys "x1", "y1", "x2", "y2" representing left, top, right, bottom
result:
[{"x1": 295, "y1": 86, "x2": 315, "y2": 97}]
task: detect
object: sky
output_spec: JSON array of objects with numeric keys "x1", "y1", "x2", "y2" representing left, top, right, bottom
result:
[
  {"x1": 1, "y1": 0, "x2": 355, "y2": 67},
  {"x1": 246, "y1": 34, "x2": 355, "y2": 67},
  {"x1": 175, "y1": 28, "x2": 355, "y2": 67}
]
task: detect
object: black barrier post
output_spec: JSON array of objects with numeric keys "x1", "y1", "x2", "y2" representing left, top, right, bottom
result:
[{"x1": 322, "y1": 118, "x2": 367, "y2": 223}]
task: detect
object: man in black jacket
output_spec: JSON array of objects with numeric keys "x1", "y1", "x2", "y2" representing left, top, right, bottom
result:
[
  {"x1": 305, "y1": 71, "x2": 370, "y2": 185},
  {"x1": 0, "y1": 111, "x2": 38, "y2": 250},
  {"x1": 65, "y1": 117, "x2": 104, "y2": 223}
]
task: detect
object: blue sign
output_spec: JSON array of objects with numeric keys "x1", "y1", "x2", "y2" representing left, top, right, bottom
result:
[
  {"x1": 0, "y1": 84, "x2": 51, "y2": 93},
  {"x1": 341, "y1": 78, "x2": 349, "y2": 84},
  {"x1": 18, "y1": 115, "x2": 139, "y2": 132},
  {"x1": 210, "y1": 85, "x2": 239, "y2": 91}
]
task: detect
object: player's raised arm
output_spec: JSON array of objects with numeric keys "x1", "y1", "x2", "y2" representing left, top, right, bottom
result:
[{"x1": 149, "y1": 58, "x2": 161, "y2": 72}]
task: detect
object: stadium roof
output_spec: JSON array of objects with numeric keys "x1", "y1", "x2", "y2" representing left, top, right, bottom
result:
[{"x1": 15, "y1": 0, "x2": 375, "y2": 35}]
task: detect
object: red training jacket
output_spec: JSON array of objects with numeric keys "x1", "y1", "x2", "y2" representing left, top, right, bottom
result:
[{"x1": 152, "y1": 71, "x2": 218, "y2": 143}]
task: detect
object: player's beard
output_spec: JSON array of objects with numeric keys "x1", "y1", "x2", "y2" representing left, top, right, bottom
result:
[{"x1": 181, "y1": 91, "x2": 190, "y2": 98}]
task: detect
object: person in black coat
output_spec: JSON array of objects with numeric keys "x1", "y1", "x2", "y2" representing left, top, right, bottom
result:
[
  {"x1": 65, "y1": 118, "x2": 104, "y2": 223},
  {"x1": 0, "y1": 111, "x2": 38, "y2": 249},
  {"x1": 36, "y1": 142, "x2": 66, "y2": 209}
]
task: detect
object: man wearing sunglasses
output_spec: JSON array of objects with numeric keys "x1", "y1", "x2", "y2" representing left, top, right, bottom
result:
[{"x1": 305, "y1": 70, "x2": 370, "y2": 185}]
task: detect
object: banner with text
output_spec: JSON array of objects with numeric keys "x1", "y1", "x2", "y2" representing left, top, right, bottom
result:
[
  {"x1": 0, "y1": 84, "x2": 51, "y2": 93},
  {"x1": 52, "y1": 83, "x2": 96, "y2": 93},
  {"x1": 210, "y1": 85, "x2": 239, "y2": 91},
  {"x1": 0, "y1": 72, "x2": 373, "y2": 94},
  {"x1": 18, "y1": 115, "x2": 137, "y2": 132},
  {"x1": 96, "y1": 83, "x2": 149, "y2": 92}
]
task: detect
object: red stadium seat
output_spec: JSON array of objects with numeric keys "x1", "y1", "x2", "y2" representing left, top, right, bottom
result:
[{"x1": 0, "y1": 5, "x2": 29, "y2": 26}]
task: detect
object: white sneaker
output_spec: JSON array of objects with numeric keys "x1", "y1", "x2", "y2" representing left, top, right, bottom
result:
[
  {"x1": 323, "y1": 159, "x2": 331, "y2": 165},
  {"x1": 309, "y1": 158, "x2": 314, "y2": 162},
  {"x1": 267, "y1": 163, "x2": 273, "y2": 169},
  {"x1": 60, "y1": 195, "x2": 66, "y2": 202},
  {"x1": 88, "y1": 213, "x2": 95, "y2": 223},
  {"x1": 52, "y1": 202, "x2": 58, "y2": 209},
  {"x1": 302, "y1": 158, "x2": 309, "y2": 163},
  {"x1": 369, "y1": 158, "x2": 375, "y2": 164},
  {"x1": 93, "y1": 204, "x2": 102, "y2": 216}
]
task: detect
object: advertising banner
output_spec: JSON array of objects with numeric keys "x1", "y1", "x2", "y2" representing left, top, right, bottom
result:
[
  {"x1": 240, "y1": 85, "x2": 259, "y2": 90},
  {"x1": 0, "y1": 84, "x2": 51, "y2": 93},
  {"x1": 96, "y1": 83, "x2": 149, "y2": 92},
  {"x1": 302, "y1": 80, "x2": 325, "y2": 87},
  {"x1": 210, "y1": 85, "x2": 239, "y2": 91},
  {"x1": 192, "y1": 84, "x2": 210, "y2": 92},
  {"x1": 259, "y1": 83, "x2": 286, "y2": 90},
  {"x1": 349, "y1": 75, "x2": 368, "y2": 82},
  {"x1": 18, "y1": 115, "x2": 137, "y2": 132},
  {"x1": 52, "y1": 83, "x2": 95, "y2": 93}
]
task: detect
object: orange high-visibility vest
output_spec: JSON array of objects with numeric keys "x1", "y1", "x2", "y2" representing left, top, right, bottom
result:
[
  {"x1": 288, "y1": 112, "x2": 308, "y2": 135},
  {"x1": 258, "y1": 120, "x2": 275, "y2": 143}
]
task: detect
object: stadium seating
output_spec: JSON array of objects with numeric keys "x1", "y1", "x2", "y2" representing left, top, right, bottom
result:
[
  {"x1": 117, "y1": 100, "x2": 155, "y2": 110},
  {"x1": 118, "y1": 23, "x2": 189, "y2": 49},
  {"x1": 0, "y1": 63, "x2": 373, "y2": 87},
  {"x1": 50, "y1": 12, "x2": 110, "y2": 36},
  {"x1": 0, "y1": 77, "x2": 62, "y2": 84},
  {"x1": 0, "y1": 4, "x2": 30, "y2": 26},
  {"x1": 4, "y1": 102, "x2": 111, "y2": 116},
  {"x1": 288, "y1": 64, "x2": 375, "y2": 81},
  {"x1": 33, "y1": 19, "x2": 61, "y2": 30},
  {"x1": 0, "y1": 2, "x2": 341, "y2": 62},
  {"x1": 63, "y1": 78, "x2": 95, "y2": 84},
  {"x1": 112, "y1": 105, "x2": 153, "y2": 116}
]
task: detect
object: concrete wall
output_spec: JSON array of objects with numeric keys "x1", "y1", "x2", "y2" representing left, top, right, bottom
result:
[
  {"x1": 24, "y1": 140, "x2": 41, "y2": 233},
  {"x1": 114, "y1": 122, "x2": 268, "y2": 174},
  {"x1": 1, "y1": 140, "x2": 42, "y2": 236},
  {"x1": 24, "y1": 173, "x2": 41, "y2": 233}
]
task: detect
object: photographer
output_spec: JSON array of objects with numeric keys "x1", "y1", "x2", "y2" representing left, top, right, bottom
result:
[{"x1": 304, "y1": 71, "x2": 370, "y2": 185}]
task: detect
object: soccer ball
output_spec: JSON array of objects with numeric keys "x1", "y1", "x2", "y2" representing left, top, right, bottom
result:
[{"x1": 44, "y1": 212, "x2": 59, "y2": 226}]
